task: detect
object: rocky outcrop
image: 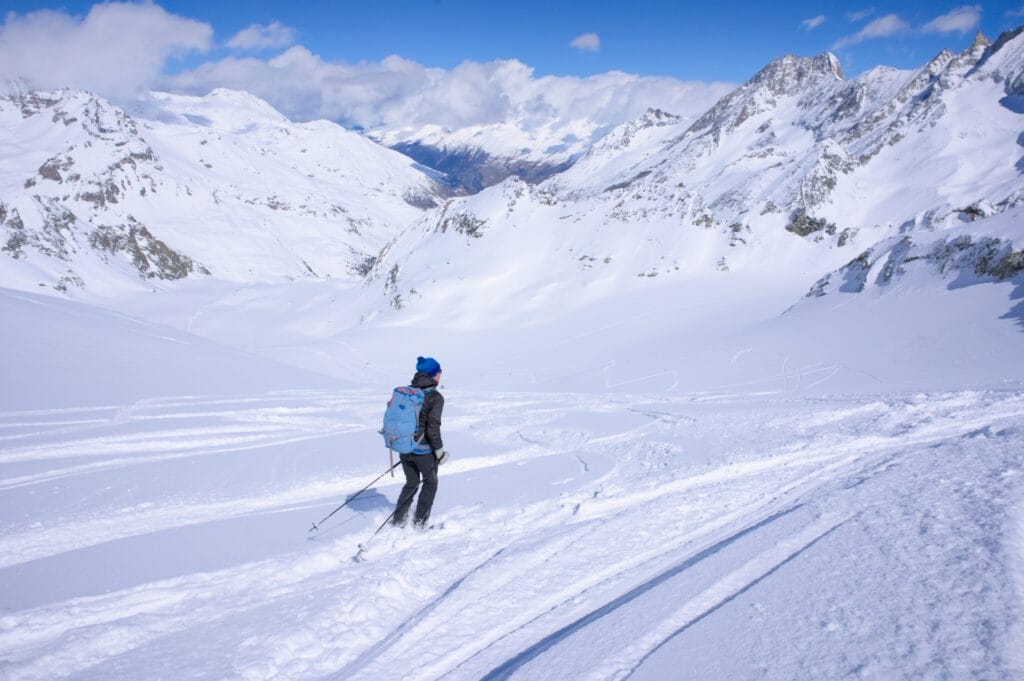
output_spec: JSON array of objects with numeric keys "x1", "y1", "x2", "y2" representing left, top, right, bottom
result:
[
  {"x1": 89, "y1": 217, "x2": 206, "y2": 280},
  {"x1": 806, "y1": 233, "x2": 1024, "y2": 298}
]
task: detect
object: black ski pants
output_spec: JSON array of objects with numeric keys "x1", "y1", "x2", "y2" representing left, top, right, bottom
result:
[{"x1": 393, "y1": 452, "x2": 438, "y2": 526}]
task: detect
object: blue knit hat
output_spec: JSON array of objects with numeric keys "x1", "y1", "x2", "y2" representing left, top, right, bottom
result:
[{"x1": 416, "y1": 356, "x2": 441, "y2": 376}]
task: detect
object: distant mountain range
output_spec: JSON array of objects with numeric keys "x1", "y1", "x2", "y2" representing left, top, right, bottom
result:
[{"x1": 1, "y1": 28, "x2": 1021, "y2": 327}]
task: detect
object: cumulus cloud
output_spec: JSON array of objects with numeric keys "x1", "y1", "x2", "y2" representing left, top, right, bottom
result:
[
  {"x1": 227, "y1": 21, "x2": 296, "y2": 51},
  {"x1": 801, "y1": 15, "x2": 827, "y2": 31},
  {"x1": 165, "y1": 49, "x2": 733, "y2": 136},
  {"x1": 921, "y1": 5, "x2": 982, "y2": 34},
  {"x1": 569, "y1": 33, "x2": 600, "y2": 52},
  {"x1": 0, "y1": 3, "x2": 211, "y2": 99},
  {"x1": 832, "y1": 14, "x2": 910, "y2": 49},
  {"x1": 0, "y1": 3, "x2": 732, "y2": 148},
  {"x1": 846, "y1": 8, "x2": 876, "y2": 22}
]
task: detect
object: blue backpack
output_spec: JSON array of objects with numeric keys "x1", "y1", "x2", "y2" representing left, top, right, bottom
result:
[{"x1": 382, "y1": 386, "x2": 434, "y2": 454}]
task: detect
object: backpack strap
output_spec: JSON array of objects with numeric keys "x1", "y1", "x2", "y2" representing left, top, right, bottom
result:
[{"x1": 411, "y1": 386, "x2": 435, "y2": 448}]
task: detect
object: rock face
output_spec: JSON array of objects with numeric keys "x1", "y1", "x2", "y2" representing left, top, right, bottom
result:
[
  {"x1": 0, "y1": 88, "x2": 442, "y2": 292},
  {"x1": 806, "y1": 232, "x2": 1024, "y2": 298},
  {"x1": 1, "y1": 90, "x2": 202, "y2": 284}
]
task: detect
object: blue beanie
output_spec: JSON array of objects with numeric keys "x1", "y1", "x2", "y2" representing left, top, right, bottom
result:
[{"x1": 416, "y1": 356, "x2": 441, "y2": 376}]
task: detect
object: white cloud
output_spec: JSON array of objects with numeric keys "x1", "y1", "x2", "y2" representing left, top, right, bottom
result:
[
  {"x1": 0, "y1": 3, "x2": 211, "y2": 99},
  {"x1": 801, "y1": 15, "x2": 827, "y2": 31},
  {"x1": 846, "y1": 8, "x2": 876, "y2": 22},
  {"x1": 0, "y1": 4, "x2": 732, "y2": 145},
  {"x1": 165, "y1": 50, "x2": 733, "y2": 136},
  {"x1": 227, "y1": 21, "x2": 295, "y2": 51},
  {"x1": 569, "y1": 33, "x2": 600, "y2": 52},
  {"x1": 921, "y1": 5, "x2": 982, "y2": 34},
  {"x1": 832, "y1": 14, "x2": 910, "y2": 49}
]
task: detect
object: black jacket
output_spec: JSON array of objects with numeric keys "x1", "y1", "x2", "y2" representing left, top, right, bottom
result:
[{"x1": 411, "y1": 371, "x2": 444, "y2": 451}]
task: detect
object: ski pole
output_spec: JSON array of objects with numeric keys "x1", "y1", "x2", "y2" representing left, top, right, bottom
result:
[
  {"x1": 372, "y1": 507, "x2": 399, "y2": 536},
  {"x1": 308, "y1": 461, "x2": 401, "y2": 533},
  {"x1": 354, "y1": 506, "x2": 402, "y2": 561}
]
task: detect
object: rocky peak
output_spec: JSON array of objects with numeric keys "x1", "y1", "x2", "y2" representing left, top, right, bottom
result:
[
  {"x1": 639, "y1": 108, "x2": 682, "y2": 127},
  {"x1": 679, "y1": 52, "x2": 846, "y2": 144},
  {"x1": 749, "y1": 52, "x2": 844, "y2": 96},
  {"x1": 985, "y1": 25, "x2": 1024, "y2": 58},
  {"x1": 971, "y1": 31, "x2": 992, "y2": 49},
  {"x1": 968, "y1": 25, "x2": 1024, "y2": 93}
]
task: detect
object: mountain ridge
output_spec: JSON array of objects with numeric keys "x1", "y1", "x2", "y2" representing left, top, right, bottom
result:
[
  {"x1": 356, "y1": 28, "x2": 1023, "y2": 328},
  {"x1": 1, "y1": 29, "x2": 1021, "y2": 343}
]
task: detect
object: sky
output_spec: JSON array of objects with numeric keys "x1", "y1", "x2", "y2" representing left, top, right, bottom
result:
[{"x1": 1, "y1": 1, "x2": 1022, "y2": 133}]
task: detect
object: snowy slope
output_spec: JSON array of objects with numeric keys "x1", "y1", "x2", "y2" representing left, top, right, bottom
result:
[
  {"x1": 0, "y1": 286, "x2": 339, "y2": 410},
  {"x1": 1, "y1": 377, "x2": 1021, "y2": 679},
  {"x1": 0, "y1": 88, "x2": 440, "y2": 294}
]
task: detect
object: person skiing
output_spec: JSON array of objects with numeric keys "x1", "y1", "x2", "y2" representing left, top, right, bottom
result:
[{"x1": 392, "y1": 356, "x2": 448, "y2": 527}]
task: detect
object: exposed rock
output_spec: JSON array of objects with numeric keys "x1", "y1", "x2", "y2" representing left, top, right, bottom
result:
[
  {"x1": 78, "y1": 179, "x2": 121, "y2": 208},
  {"x1": 38, "y1": 155, "x2": 75, "y2": 182},
  {"x1": 88, "y1": 216, "x2": 206, "y2": 280},
  {"x1": 1, "y1": 203, "x2": 28, "y2": 257},
  {"x1": 837, "y1": 228, "x2": 857, "y2": 247},
  {"x1": 437, "y1": 211, "x2": 488, "y2": 238},
  {"x1": 806, "y1": 234, "x2": 1024, "y2": 300},
  {"x1": 957, "y1": 202, "x2": 993, "y2": 221},
  {"x1": 785, "y1": 209, "x2": 837, "y2": 237},
  {"x1": 351, "y1": 253, "x2": 378, "y2": 277},
  {"x1": 403, "y1": 191, "x2": 438, "y2": 210},
  {"x1": 15, "y1": 93, "x2": 60, "y2": 118},
  {"x1": 54, "y1": 271, "x2": 85, "y2": 292},
  {"x1": 604, "y1": 171, "x2": 653, "y2": 193}
]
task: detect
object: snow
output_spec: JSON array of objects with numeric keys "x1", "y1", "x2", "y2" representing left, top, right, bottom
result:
[
  {"x1": 1, "y1": 251, "x2": 1023, "y2": 679},
  {"x1": 2, "y1": 31, "x2": 1024, "y2": 681},
  {"x1": 1, "y1": 348, "x2": 1021, "y2": 679}
]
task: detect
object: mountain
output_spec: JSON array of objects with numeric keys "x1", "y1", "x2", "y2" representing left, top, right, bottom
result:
[
  {"x1": 369, "y1": 114, "x2": 611, "y2": 195},
  {"x1": 0, "y1": 31, "x2": 1020, "y2": 393},
  {"x1": 359, "y1": 30, "x2": 1024, "y2": 331},
  {"x1": 0, "y1": 88, "x2": 442, "y2": 295},
  {"x1": 365, "y1": 78, "x2": 733, "y2": 195}
]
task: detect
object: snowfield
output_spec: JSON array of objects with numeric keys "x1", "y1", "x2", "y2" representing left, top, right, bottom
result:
[
  {"x1": 1, "y1": 350, "x2": 1022, "y2": 679},
  {"x1": 2, "y1": 28, "x2": 1024, "y2": 681}
]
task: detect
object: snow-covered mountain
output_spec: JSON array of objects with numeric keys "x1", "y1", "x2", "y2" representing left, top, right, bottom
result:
[
  {"x1": 361, "y1": 29, "x2": 1023, "y2": 330},
  {"x1": 0, "y1": 88, "x2": 441, "y2": 294},
  {"x1": 377, "y1": 126, "x2": 578, "y2": 195},
  {"x1": 5, "y1": 30, "x2": 1020, "y2": 320},
  {"x1": 366, "y1": 77, "x2": 734, "y2": 195}
]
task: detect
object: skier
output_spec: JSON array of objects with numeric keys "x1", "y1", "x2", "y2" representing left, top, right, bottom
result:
[{"x1": 392, "y1": 356, "x2": 448, "y2": 527}]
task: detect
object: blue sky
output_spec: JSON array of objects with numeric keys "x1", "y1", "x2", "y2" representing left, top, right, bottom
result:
[
  {"x1": 2, "y1": 1, "x2": 1022, "y2": 133},
  {"x1": 4, "y1": 0, "x2": 1022, "y2": 81}
]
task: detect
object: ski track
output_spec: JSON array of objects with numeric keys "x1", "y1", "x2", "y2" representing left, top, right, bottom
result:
[{"x1": 0, "y1": 389, "x2": 1021, "y2": 680}]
